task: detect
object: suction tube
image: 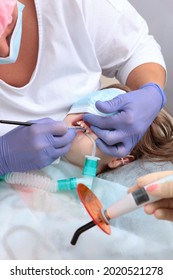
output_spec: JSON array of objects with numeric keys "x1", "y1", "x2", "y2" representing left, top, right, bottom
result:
[
  {"x1": 85, "y1": 133, "x2": 96, "y2": 156},
  {"x1": 0, "y1": 172, "x2": 96, "y2": 192},
  {"x1": 0, "y1": 172, "x2": 58, "y2": 192}
]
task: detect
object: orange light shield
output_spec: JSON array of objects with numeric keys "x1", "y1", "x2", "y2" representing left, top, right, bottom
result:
[{"x1": 77, "y1": 183, "x2": 111, "y2": 235}]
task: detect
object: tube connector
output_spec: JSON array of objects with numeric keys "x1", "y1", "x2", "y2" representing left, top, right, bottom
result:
[
  {"x1": 82, "y1": 155, "x2": 100, "y2": 177},
  {"x1": 57, "y1": 177, "x2": 78, "y2": 191},
  {"x1": 82, "y1": 155, "x2": 100, "y2": 189}
]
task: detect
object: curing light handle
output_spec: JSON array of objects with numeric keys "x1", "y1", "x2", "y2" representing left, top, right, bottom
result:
[{"x1": 106, "y1": 174, "x2": 173, "y2": 220}]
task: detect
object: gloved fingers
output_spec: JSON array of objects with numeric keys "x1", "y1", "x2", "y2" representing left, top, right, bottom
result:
[
  {"x1": 29, "y1": 120, "x2": 69, "y2": 136},
  {"x1": 46, "y1": 121, "x2": 69, "y2": 135},
  {"x1": 95, "y1": 138, "x2": 129, "y2": 158},
  {"x1": 0, "y1": 119, "x2": 75, "y2": 174},
  {"x1": 51, "y1": 129, "x2": 76, "y2": 148},
  {"x1": 46, "y1": 143, "x2": 72, "y2": 159},
  {"x1": 55, "y1": 143, "x2": 72, "y2": 157},
  {"x1": 83, "y1": 114, "x2": 113, "y2": 129},
  {"x1": 90, "y1": 125, "x2": 134, "y2": 146},
  {"x1": 95, "y1": 94, "x2": 126, "y2": 114},
  {"x1": 6, "y1": 118, "x2": 68, "y2": 137},
  {"x1": 36, "y1": 143, "x2": 72, "y2": 166},
  {"x1": 83, "y1": 111, "x2": 131, "y2": 130}
]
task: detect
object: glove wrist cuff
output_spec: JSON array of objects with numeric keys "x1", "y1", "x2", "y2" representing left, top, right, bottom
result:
[{"x1": 140, "y1": 82, "x2": 167, "y2": 109}]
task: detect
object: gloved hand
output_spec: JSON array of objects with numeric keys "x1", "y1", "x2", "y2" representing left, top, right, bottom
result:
[
  {"x1": 83, "y1": 83, "x2": 166, "y2": 157},
  {"x1": 0, "y1": 118, "x2": 76, "y2": 175},
  {"x1": 128, "y1": 171, "x2": 173, "y2": 222}
]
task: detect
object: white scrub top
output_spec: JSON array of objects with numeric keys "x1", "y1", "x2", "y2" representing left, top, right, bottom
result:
[{"x1": 0, "y1": 0, "x2": 166, "y2": 135}]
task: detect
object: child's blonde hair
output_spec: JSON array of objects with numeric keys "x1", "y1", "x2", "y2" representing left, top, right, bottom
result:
[{"x1": 103, "y1": 84, "x2": 173, "y2": 162}]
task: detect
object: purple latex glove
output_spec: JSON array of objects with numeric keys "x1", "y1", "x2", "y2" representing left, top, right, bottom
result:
[
  {"x1": 0, "y1": 118, "x2": 76, "y2": 175},
  {"x1": 83, "y1": 83, "x2": 166, "y2": 158}
]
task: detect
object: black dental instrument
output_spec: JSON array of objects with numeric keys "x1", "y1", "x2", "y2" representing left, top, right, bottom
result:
[
  {"x1": 71, "y1": 221, "x2": 96, "y2": 245},
  {"x1": 0, "y1": 120, "x2": 85, "y2": 131},
  {"x1": 0, "y1": 120, "x2": 34, "y2": 126}
]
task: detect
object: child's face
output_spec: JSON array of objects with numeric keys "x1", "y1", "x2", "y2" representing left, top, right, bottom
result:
[{"x1": 64, "y1": 113, "x2": 116, "y2": 173}]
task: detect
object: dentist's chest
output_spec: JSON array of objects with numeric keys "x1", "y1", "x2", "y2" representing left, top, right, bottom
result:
[{"x1": 0, "y1": 0, "x2": 102, "y2": 99}]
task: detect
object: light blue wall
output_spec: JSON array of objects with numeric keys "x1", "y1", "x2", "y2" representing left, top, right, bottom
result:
[{"x1": 129, "y1": 0, "x2": 173, "y2": 115}]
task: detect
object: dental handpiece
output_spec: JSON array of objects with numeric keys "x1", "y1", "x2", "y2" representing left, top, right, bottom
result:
[
  {"x1": 71, "y1": 174, "x2": 173, "y2": 245},
  {"x1": 101, "y1": 174, "x2": 173, "y2": 222}
]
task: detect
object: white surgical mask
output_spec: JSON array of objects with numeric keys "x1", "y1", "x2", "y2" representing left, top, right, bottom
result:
[
  {"x1": 68, "y1": 88, "x2": 126, "y2": 116},
  {"x1": 0, "y1": 1, "x2": 25, "y2": 64}
]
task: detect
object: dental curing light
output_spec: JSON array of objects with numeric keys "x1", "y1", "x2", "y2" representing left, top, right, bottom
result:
[{"x1": 71, "y1": 174, "x2": 173, "y2": 245}]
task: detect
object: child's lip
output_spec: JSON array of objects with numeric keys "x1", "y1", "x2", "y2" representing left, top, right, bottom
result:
[{"x1": 71, "y1": 114, "x2": 84, "y2": 125}]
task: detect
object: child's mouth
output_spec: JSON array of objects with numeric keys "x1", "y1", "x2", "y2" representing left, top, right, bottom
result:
[{"x1": 74, "y1": 120, "x2": 91, "y2": 134}]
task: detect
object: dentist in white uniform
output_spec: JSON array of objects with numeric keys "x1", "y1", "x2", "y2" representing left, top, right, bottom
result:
[{"x1": 0, "y1": 0, "x2": 167, "y2": 176}]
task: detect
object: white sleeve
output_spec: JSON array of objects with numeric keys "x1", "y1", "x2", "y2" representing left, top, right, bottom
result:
[{"x1": 82, "y1": 0, "x2": 166, "y2": 84}]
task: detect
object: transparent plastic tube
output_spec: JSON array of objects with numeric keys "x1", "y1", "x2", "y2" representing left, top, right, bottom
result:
[
  {"x1": 0, "y1": 172, "x2": 94, "y2": 192},
  {"x1": 85, "y1": 133, "x2": 96, "y2": 156},
  {"x1": 2, "y1": 172, "x2": 58, "y2": 192}
]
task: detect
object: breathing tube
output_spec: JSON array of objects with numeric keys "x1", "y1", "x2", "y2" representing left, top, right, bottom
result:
[{"x1": 0, "y1": 133, "x2": 100, "y2": 192}]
